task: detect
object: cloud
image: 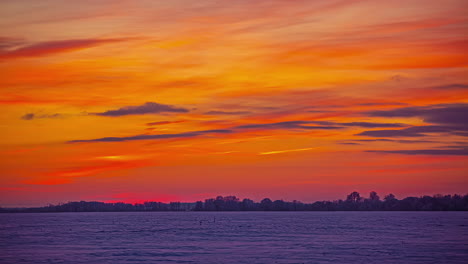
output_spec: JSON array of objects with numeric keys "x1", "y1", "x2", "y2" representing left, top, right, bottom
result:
[
  {"x1": 307, "y1": 110, "x2": 334, "y2": 113},
  {"x1": 352, "y1": 139, "x2": 394, "y2": 142},
  {"x1": 422, "y1": 105, "x2": 468, "y2": 128},
  {"x1": 235, "y1": 121, "x2": 342, "y2": 130},
  {"x1": 431, "y1": 84, "x2": 468, "y2": 90},
  {"x1": 367, "y1": 103, "x2": 468, "y2": 128},
  {"x1": 357, "y1": 102, "x2": 408, "y2": 106},
  {"x1": 70, "y1": 119, "x2": 409, "y2": 143},
  {"x1": 308, "y1": 120, "x2": 405, "y2": 128},
  {"x1": 146, "y1": 120, "x2": 186, "y2": 126},
  {"x1": 339, "y1": 122, "x2": 405, "y2": 128},
  {"x1": 204, "y1": 110, "x2": 251, "y2": 115},
  {"x1": 94, "y1": 102, "x2": 189, "y2": 117},
  {"x1": 0, "y1": 37, "x2": 25, "y2": 51},
  {"x1": 259, "y1": 147, "x2": 315, "y2": 155},
  {"x1": 231, "y1": 120, "x2": 405, "y2": 133},
  {"x1": 21, "y1": 113, "x2": 62, "y2": 120},
  {"x1": 367, "y1": 147, "x2": 468, "y2": 156},
  {"x1": 70, "y1": 120, "x2": 344, "y2": 143},
  {"x1": 21, "y1": 113, "x2": 35, "y2": 120},
  {"x1": 0, "y1": 38, "x2": 131, "y2": 59},
  {"x1": 360, "y1": 104, "x2": 468, "y2": 138},
  {"x1": 351, "y1": 139, "x2": 436, "y2": 144},
  {"x1": 69, "y1": 129, "x2": 232, "y2": 143},
  {"x1": 357, "y1": 129, "x2": 422, "y2": 137},
  {"x1": 356, "y1": 125, "x2": 461, "y2": 138},
  {"x1": 23, "y1": 159, "x2": 151, "y2": 185},
  {"x1": 243, "y1": 120, "x2": 403, "y2": 130}
]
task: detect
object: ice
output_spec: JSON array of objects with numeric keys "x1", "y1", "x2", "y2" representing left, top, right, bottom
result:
[{"x1": 0, "y1": 212, "x2": 467, "y2": 263}]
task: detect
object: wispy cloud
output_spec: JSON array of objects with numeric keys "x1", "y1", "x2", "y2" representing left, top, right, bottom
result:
[
  {"x1": 311, "y1": 121, "x2": 406, "y2": 128},
  {"x1": 146, "y1": 120, "x2": 186, "y2": 126},
  {"x1": 0, "y1": 37, "x2": 25, "y2": 51},
  {"x1": 21, "y1": 113, "x2": 62, "y2": 120},
  {"x1": 259, "y1": 147, "x2": 315, "y2": 155},
  {"x1": 431, "y1": 84, "x2": 468, "y2": 90},
  {"x1": 367, "y1": 103, "x2": 468, "y2": 127},
  {"x1": 204, "y1": 110, "x2": 251, "y2": 115},
  {"x1": 236, "y1": 121, "x2": 342, "y2": 130},
  {"x1": 349, "y1": 139, "x2": 437, "y2": 144},
  {"x1": 69, "y1": 129, "x2": 232, "y2": 143},
  {"x1": 94, "y1": 102, "x2": 189, "y2": 117},
  {"x1": 367, "y1": 146, "x2": 468, "y2": 156},
  {"x1": 359, "y1": 103, "x2": 468, "y2": 138},
  {"x1": 0, "y1": 38, "x2": 131, "y2": 59},
  {"x1": 356, "y1": 125, "x2": 465, "y2": 138},
  {"x1": 69, "y1": 119, "x2": 410, "y2": 143}
]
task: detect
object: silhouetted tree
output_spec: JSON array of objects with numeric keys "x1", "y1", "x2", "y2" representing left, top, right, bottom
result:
[
  {"x1": 260, "y1": 198, "x2": 273, "y2": 211},
  {"x1": 241, "y1": 198, "x2": 255, "y2": 211},
  {"x1": 194, "y1": 201, "x2": 204, "y2": 211},
  {"x1": 346, "y1": 191, "x2": 361, "y2": 203},
  {"x1": 369, "y1": 191, "x2": 380, "y2": 201},
  {"x1": 383, "y1": 193, "x2": 398, "y2": 210},
  {"x1": 223, "y1": 196, "x2": 240, "y2": 211},
  {"x1": 214, "y1": 196, "x2": 225, "y2": 211},
  {"x1": 273, "y1": 200, "x2": 287, "y2": 211},
  {"x1": 384, "y1": 193, "x2": 396, "y2": 201},
  {"x1": 204, "y1": 199, "x2": 216, "y2": 211}
]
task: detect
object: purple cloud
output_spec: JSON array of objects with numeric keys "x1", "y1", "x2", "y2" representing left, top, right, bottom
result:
[
  {"x1": 204, "y1": 110, "x2": 251, "y2": 115},
  {"x1": 360, "y1": 104, "x2": 468, "y2": 138},
  {"x1": 431, "y1": 84, "x2": 468, "y2": 90},
  {"x1": 21, "y1": 113, "x2": 62, "y2": 120},
  {"x1": 367, "y1": 103, "x2": 468, "y2": 128},
  {"x1": 307, "y1": 121, "x2": 405, "y2": 128},
  {"x1": 94, "y1": 102, "x2": 189, "y2": 116},
  {"x1": 351, "y1": 139, "x2": 436, "y2": 144},
  {"x1": 367, "y1": 147, "x2": 468, "y2": 156},
  {"x1": 339, "y1": 122, "x2": 405, "y2": 128},
  {"x1": 69, "y1": 129, "x2": 232, "y2": 143},
  {"x1": 235, "y1": 120, "x2": 404, "y2": 130},
  {"x1": 21, "y1": 113, "x2": 35, "y2": 120},
  {"x1": 235, "y1": 121, "x2": 342, "y2": 130},
  {"x1": 0, "y1": 38, "x2": 131, "y2": 59},
  {"x1": 356, "y1": 125, "x2": 463, "y2": 138},
  {"x1": 70, "y1": 119, "x2": 412, "y2": 144}
]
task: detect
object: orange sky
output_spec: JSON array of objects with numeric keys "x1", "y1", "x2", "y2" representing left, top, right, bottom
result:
[{"x1": 1, "y1": 0, "x2": 467, "y2": 207}]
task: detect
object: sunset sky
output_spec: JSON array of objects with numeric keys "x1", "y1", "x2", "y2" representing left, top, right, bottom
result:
[{"x1": 1, "y1": 0, "x2": 467, "y2": 207}]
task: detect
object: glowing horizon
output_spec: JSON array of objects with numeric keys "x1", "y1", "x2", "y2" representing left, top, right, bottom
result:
[{"x1": 0, "y1": 0, "x2": 467, "y2": 207}]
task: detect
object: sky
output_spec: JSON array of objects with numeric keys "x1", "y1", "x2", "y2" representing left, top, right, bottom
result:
[{"x1": 0, "y1": 0, "x2": 467, "y2": 207}]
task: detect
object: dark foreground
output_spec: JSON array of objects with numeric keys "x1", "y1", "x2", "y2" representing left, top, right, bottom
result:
[{"x1": 0, "y1": 212, "x2": 467, "y2": 264}]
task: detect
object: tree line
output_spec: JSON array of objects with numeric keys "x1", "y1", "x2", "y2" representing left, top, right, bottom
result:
[{"x1": 1, "y1": 192, "x2": 467, "y2": 212}]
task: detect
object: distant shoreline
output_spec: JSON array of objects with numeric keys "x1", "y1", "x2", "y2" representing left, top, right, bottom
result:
[
  {"x1": 2, "y1": 211, "x2": 468, "y2": 214},
  {"x1": 2, "y1": 192, "x2": 467, "y2": 212}
]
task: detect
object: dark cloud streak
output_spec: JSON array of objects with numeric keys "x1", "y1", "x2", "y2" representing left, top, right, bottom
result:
[
  {"x1": 70, "y1": 119, "x2": 412, "y2": 143},
  {"x1": 367, "y1": 147, "x2": 468, "y2": 156},
  {"x1": 431, "y1": 84, "x2": 468, "y2": 90},
  {"x1": 21, "y1": 113, "x2": 62, "y2": 120},
  {"x1": 360, "y1": 103, "x2": 468, "y2": 138},
  {"x1": 367, "y1": 103, "x2": 468, "y2": 128},
  {"x1": 0, "y1": 38, "x2": 131, "y2": 59},
  {"x1": 204, "y1": 110, "x2": 251, "y2": 115},
  {"x1": 69, "y1": 129, "x2": 232, "y2": 143},
  {"x1": 94, "y1": 102, "x2": 188, "y2": 116},
  {"x1": 146, "y1": 120, "x2": 185, "y2": 126}
]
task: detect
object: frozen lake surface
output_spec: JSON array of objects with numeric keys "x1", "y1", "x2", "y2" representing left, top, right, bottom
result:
[{"x1": 1, "y1": 211, "x2": 467, "y2": 263}]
